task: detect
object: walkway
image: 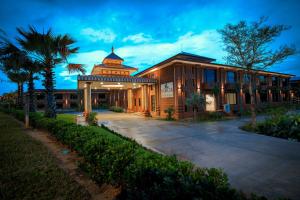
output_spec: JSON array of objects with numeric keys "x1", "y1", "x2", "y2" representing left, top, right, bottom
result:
[{"x1": 97, "y1": 111, "x2": 300, "y2": 200}]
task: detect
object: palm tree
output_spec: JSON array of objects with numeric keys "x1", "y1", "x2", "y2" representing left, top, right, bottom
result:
[
  {"x1": 17, "y1": 26, "x2": 85, "y2": 118},
  {"x1": 24, "y1": 59, "x2": 43, "y2": 112},
  {"x1": 0, "y1": 42, "x2": 29, "y2": 109},
  {"x1": 6, "y1": 70, "x2": 29, "y2": 108},
  {"x1": 0, "y1": 38, "x2": 42, "y2": 111}
]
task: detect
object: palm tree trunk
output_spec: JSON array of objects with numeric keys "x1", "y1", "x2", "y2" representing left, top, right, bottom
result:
[
  {"x1": 44, "y1": 65, "x2": 56, "y2": 118},
  {"x1": 249, "y1": 76, "x2": 256, "y2": 127},
  {"x1": 28, "y1": 71, "x2": 36, "y2": 112},
  {"x1": 17, "y1": 82, "x2": 24, "y2": 109}
]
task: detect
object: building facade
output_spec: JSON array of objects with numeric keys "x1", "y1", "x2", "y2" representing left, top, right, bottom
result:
[
  {"x1": 31, "y1": 48, "x2": 295, "y2": 118},
  {"x1": 76, "y1": 49, "x2": 294, "y2": 119}
]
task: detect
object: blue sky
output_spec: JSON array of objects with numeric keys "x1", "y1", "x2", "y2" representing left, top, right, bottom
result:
[{"x1": 0, "y1": 0, "x2": 299, "y2": 95}]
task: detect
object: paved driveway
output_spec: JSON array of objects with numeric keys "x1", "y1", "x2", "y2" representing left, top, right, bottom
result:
[{"x1": 97, "y1": 111, "x2": 300, "y2": 199}]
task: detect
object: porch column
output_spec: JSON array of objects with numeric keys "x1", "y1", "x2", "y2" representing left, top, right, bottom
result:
[
  {"x1": 84, "y1": 82, "x2": 92, "y2": 116},
  {"x1": 142, "y1": 84, "x2": 150, "y2": 116},
  {"x1": 127, "y1": 89, "x2": 133, "y2": 111}
]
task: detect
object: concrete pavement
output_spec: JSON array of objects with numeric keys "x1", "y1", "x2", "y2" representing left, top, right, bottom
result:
[{"x1": 96, "y1": 111, "x2": 300, "y2": 199}]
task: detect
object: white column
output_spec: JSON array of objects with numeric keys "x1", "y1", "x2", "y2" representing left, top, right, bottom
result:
[{"x1": 84, "y1": 82, "x2": 92, "y2": 115}]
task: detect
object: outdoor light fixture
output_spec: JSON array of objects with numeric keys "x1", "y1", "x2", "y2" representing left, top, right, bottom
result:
[
  {"x1": 118, "y1": 82, "x2": 121, "y2": 85},
  {"x1": 100, "y1": 82, "x2": 103, "y2": 84},
  {"x1": 102, "y1": 84, "x2": 124, "y2": 88}
]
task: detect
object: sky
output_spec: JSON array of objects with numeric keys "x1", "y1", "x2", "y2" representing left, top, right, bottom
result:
[{"x1": 0, "y1": 0, "x2": 299, "y2": 95}]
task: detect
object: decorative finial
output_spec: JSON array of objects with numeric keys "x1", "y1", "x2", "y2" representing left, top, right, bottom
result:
[{"x1": 112, "y1": 46, "x2": 114, "y2": 53}]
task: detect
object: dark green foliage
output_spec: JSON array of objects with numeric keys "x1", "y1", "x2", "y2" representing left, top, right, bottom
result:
[
  {"x1": 1, "y1": 107, "x2": 267, "y2": 200},
  {"x1": 109, "y1": 106, "x2": 124, "y2": 112},
  {"x1": 87, "y1": 112, "x2": 98, "y2": 125},
  {"x1": 197, "y1": 111, "x2": 225, "y2": 121},
  {"x1": 164, "y1": 106, "x2": 175, "y2": 120},
  {"x1": 256, "y1": 114, "x2": 300, "y2": 141},
  {"x1": 241, "y1": 112, "x2": 300, "y2": 142}
]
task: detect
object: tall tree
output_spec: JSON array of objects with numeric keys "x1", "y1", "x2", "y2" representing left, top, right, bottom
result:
[
  {"x1": 17, "y1": 26, "x2": 85, "y2": 118},
  {"x1": 218, "y1": 17, "x2": 296, "y2": 127}
]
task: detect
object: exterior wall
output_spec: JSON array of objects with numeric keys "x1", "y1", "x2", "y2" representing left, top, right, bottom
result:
[
  {"x1": 35, "y1": 89, "x2": 109, "y2": 111},
  {"x1": 142, "y1": 63, "x2": 292, "y2": 119}
]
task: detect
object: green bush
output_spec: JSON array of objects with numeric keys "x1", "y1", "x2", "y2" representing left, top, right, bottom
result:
[
  {"x1": 109, "y1": 106, "x2": 124, "y2": 113},
  {"x1": 164, "y1": 106, "x2": 175, "y2": 120},
  {"x1": 197, "y1": 111, "x2": 225, "y2": 121},
  {"x1": 241, "y1": 113, "x2": 300, "y2": 142},
  {"x1": 87, "y1": 112, "x2": 98, "y2": 126},
  {"x1": 1, "y1": 107, "x2": 266, "y2": 200},
  {"x1": 256, "y1": 114, "x2": 300, "y2": 141}
]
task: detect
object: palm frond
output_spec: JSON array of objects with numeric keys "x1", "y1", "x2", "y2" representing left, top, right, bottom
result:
[{"x1": 67, "y1": 63, "x2": 86, "y2": 74}]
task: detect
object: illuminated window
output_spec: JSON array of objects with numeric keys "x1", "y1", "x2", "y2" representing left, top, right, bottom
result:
[{"x1": 225, "y1": 93, "x2": 236, "y2": 104}]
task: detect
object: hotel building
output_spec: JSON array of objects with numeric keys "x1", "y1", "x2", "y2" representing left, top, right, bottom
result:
[{"x1": 35, "y1": 48, "x2": 295, "y2": 119}]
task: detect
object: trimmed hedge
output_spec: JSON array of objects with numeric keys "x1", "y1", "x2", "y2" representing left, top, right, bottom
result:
[{"x1": 0, "y1": 108, "x2": 267, "y2": 200}]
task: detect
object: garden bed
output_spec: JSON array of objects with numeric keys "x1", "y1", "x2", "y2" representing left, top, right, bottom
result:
[{"x1": 241, "y1": 113, "x2": 300, "y2": 142}]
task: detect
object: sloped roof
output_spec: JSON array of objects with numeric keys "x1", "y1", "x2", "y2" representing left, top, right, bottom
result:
[
  {"x1": 104, "y1": 52, "x2": 124, "y2": 61},
  {"x1": 94, "y1": 63, "x2": 137, "y2": 70},
  {"x1": 78, "y1": 75, "x2": 156, "y2": 83},
  {"x1": 135, "y1": 51, "x2": 294, "y2": 77}
]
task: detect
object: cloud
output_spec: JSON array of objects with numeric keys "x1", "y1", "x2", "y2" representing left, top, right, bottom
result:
[
  {"x1": 116, "y1": 30, "x2": 225, "y2": 71},
  {"x1": 122, "y1": 33, "x2": 153, "y2": 43},
  {"x1": 81, "y1": 28, "x2": 116, "y2": 43}
]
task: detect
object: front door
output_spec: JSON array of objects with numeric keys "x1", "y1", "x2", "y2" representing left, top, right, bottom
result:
[{"x1": 205, "y1": 94, "x2": 216, "y2": 111}]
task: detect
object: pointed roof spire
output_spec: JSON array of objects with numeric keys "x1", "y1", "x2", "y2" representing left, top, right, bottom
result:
[{"x1": 112, "y1": 46, "x2": 114, "y2": 53}]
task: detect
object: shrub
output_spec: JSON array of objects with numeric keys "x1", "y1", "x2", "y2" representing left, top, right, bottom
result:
[
  {"x1": 164, "y1": 106, "x2": 175, "y2": 120},
  {"x1": 241, "y1": 113, "x2": 300, "y2": 142},
  {"x1": 87, "y1": 112, "x2": 98, "y2": 126},
  {"x1": 109, "y1": 106, "x2": 124, "y2": 113},
  {"x1": 1, "y1": 107, "x2": 267, "y2": 200},
  {"x1": 197, "y1": 111, "x2": 224, "y2": 121}
]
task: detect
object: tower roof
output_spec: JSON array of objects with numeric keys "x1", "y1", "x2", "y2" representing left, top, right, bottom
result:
[{"x1": 103, "y1": 46, "x2": 124, "y2": 61}]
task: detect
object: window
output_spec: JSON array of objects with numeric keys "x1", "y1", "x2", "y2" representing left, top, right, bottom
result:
[
  {"x1": 272, "y1": 91, "x2": 280, "y2": 102},
  {"x1": 70, "y1": 93, "x2": 78, "y2": 99},
  {"x1": 245, "y1": 93, "x2": 251, "y2": 104},
  {"x1": 55, "y1": 94, "x2": 63, "y2": 100},
  {"x1": 226, "y1": 71, "x2": 236, "y2": 83},
  {"x1": 282, "y1": 78, "x2": 289, "y2": 87},
  {"x1": 243, "y1": 74, "x2": 251, "y2": 83},
  {"x1": 272, "y1": 77, "x2": 279, "y2": 86},
  {"x1": 151, "y1": 95, "x2": 156, "y2": 111},
  {"x1": 98, "y1": 93, "x2": 106, "y2": 99},
  {"x1": 260, "y1": 92, "x2": 268, "y2": 103},
  {"x1": 37, "y1": 93, "x2": 45, "y2": 100},
  {"x1": 258, "y1": 76, "x2": 266, "y2": 84},
  {"x1": 138, "y1": 98, "x2": 141, "y2": 106},
  {"x1": 204, "y1": 69, "x2": 216, "y2": 83},
  {"x1": 70, "y1": 102, "x2": 77, "y2": 108},
  {"x1": 56, "y1": 102, "x2": 63, "y2": 109},
  {"x1": 225, "y1": 93, "x2": 236, "y2": 104}
]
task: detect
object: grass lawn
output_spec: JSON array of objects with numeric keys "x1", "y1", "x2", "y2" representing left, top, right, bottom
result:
[
  {"x1": 0, "y1": 112, "x2": 91, "y2": 200},
  {"x1": 57, "y1": 113, "x2": 76, "y2": 123}
]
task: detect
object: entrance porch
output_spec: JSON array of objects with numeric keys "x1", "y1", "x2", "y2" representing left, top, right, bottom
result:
[{"x1": 77, "y1": 75, "x2": 157, "y2": 117}]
